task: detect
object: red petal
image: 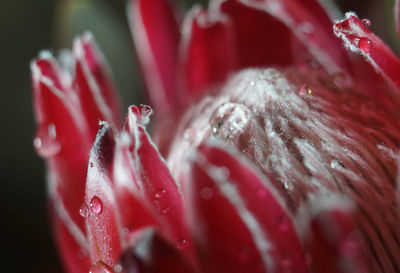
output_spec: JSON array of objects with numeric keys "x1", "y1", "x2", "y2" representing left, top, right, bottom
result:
[
  {"x1": 334, "y1": 12, "x2": 400, "y2": 88},
  {"x1": 124, "y1": 107, "x2": 195, "y2": 262},
  {"x1": 298, "y1": 196, "x2": 371, "y2": 273},
  {"x1": 32, "y1": 56, "x2": 90, "y2": 232},
  {"x1": 121, "y1": 229, "x2": 196, "y2": 273},
  {"x1": 180, "y1": 6, "x2": 237, "y2": 101},
  {"x1": 112, "y1": 134, "x2": 159, "y2": 240},
  {"x1": 215, "y1": 0, "x2": 294, "y2": 68},
  {"x1": 197, "y1": 144, "x2": 310, "y2": 273},
  {"x1": 214, "y1": 0, "x2": 349, "y2": 74},
  {"x1": 189, "y1": 143, "x2": 309, "y2": 273},
  {"x1": 84, "y1": 123, "x2": 123, "y2": 267},
  {"x1": 52, "y1": 205, "x2": 91, "y2": 273},
  {"x1": 129, "y1": 0, "x2": 180, "y2": 115},
  {"x1": 73, "y1": 33, "x2": 122, "y2": 137}
]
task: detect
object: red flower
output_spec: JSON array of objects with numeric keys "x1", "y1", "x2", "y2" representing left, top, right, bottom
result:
[{"x1": 32, "y1": 0, "x2": 400, "y2": 273}]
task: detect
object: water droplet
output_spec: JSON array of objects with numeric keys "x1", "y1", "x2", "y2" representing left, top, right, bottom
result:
[
  {"x1": 176, "y1": 238, "x2": 188, "y2": 250},
  {"x1": 283, "y1": 181, "x2": 290, "y2": 190},
  {"x1": 153, "y1": 189, "x2": 166, "y2": 200},
  {"x1": 113, "y1": 264, "x2": 123, "y2": 273},
  {"x1": 79, "y1": 204, "x2": 89, "y2": 217},
  {"x1": 89, "y1": 196, "x2": 103, "y2": 215},
  {"x1": 280, "y1": 252, "x2": 292, "y2": 269},
  {"x1": 89, "y1": 162, "x2": 94, "y2": 168},
  {"x1": 358, "y1": 37, "x2": 371, "y2": 53},
  {"x1": 162, "y1": 207, "x2": 171, "y2": 215},
  {"x1": 89, "y1": 261, "x2": 113, "y2": 273},
  {"x1": 200, "y1": 187, "x2": 213, "y2": 199},
  {"x1": 305, "y1": 253, "x2": 313, "y2": 266},
  {"x1": 278, "y1": 215, "x2": 290, "y2": 232},
  {"x1": 210, "y1": 103, "x2": 250, "y2": 139},
  {"x1": 299, "y1": 85, "x2": 312, "y2": 96},
  {"x1": 340, "y1": 238, "x2": 359, "y2": 258},
  {"x1": 33, "y1": 123, "x2": 61, "y2": 157},
  {"x1": 330, "y1": 160, "x2": 340, "y2": 169},
  {"x1": 361, "y1": 18, "x2": 371, "y2": 28},
  {"x1": 299, "y1": 21, "x2": 314, "y2": 35},
  {"x1": 250, "y1": 81, "x2": 255, "y2": 86}
]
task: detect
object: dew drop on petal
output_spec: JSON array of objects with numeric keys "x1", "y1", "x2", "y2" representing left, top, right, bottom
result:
[
  {"x1": 361, "y1": 18, "x2": 371, "y2": 28},
  {"x1": 89, "y1": 261, "x2": 114, "y2": 273},
  {"x1": 278, "y1": 215, "x2": 290, "y2": 232},
  {"x1": 162, "y1": 207, "x2": 171, "y2": 215},
  {"x1": 113, "y1": 264, "x2": 123, "y2": 273},
  {"x1": 299, "y1": 85, "x2": 312, "y2": 96},
  {"x1": 79, "y1": 204, "x2": 89, "y2": 217},
  {"x1": 200, "y1": 187, "x2": 213, "y2": 199},
  {"x1": 280, "y1": 252, "x2": 292, "y2": 269},
  {"x1": 153, "y1": 189, "x2": 166, "y2": 200},
  {"x1": 358, "y1": 37, "x2": 372, "y2": 53},
  {"x1": 34, "y1": 124, "x2": 61, "y2": 157},
  {"x1": 176, "y1": 238, "x2": 188, "y2": 250},
  {"x1": 89, "y1": 196, "x2": 103, "y2": 215},
  {"x1": 340, "y1": 238, "x2": 359, "y2": 258}
]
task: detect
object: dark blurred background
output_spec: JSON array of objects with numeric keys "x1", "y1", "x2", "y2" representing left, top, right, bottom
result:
[{"x1": 0, "y1": 0, "x2": 397, "y2": 272}]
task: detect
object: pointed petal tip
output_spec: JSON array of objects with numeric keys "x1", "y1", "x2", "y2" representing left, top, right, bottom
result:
[{"x1": 334, "y1": 12, "x2": 400, "y2": 88}]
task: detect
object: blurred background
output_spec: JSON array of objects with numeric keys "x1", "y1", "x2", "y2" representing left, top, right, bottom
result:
[{"x1": 0, "y1": 0, "x2": 397, "y2": 272}]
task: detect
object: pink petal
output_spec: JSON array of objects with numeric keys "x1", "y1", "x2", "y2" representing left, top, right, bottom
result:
[
  {"x1": 189, "y1": 143, "x2": 309, "y2": 273},
  {"x1": 180, "y1": 6, "x2": 237, "y2": 101},
  {"x1": 128, "y1": 0, "x2": 180, "y2": 115},
  {"x1": 124, "y1": 106, "x2": 196, "y2": 263},
  {"x1": 121, "y1": 229, "x2": 196, "y2": 273},
  {"x1": 84, "y1": 123, "x2": 123, "y2": 268},
  {"x1": 298, "y1": 196, "x2": 371, "y2": 273},
  {"x1": 73, "y1": 33, "x2": 122, "y2": 137},
  {"x1": 334, "y1": 12, "x2": 400, "y2": 88}
]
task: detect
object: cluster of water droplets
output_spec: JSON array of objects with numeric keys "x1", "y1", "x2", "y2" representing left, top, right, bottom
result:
[
  {"x1": 79, "y1": 195, "x2": 103, "y2": 218},
  {"x1": 33, "y1": 123, "x2": 61, "y2": 157}
]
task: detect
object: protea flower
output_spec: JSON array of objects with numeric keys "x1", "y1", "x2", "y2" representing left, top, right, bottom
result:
[{"x1": 31, "y1": 0, "x2": 400, "y2": 272}]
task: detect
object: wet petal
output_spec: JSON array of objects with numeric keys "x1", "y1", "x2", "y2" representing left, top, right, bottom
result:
[
  {"x1": 213, "y1": 0, "x2": 349, "y2": 74},
  {"x1": 52, "y1": 206, "x2": 91, "y2": 273},
  {"x1": 334, "y1": 12, "x2": 400, "y2": 89},
  {"x1": 112, "y1": 133, "x2": 159, "y2": 240},
  {"x1": 189, "y1": 143, "x2": 309, "y2": 273},
  {"x1": 196, "y1": 143, "x2": 309, "y2": 273},
  {"x1": 214, "y1": 0, "x2": 294, "y2": 68},
  {"x1": 297, "y1": 195, "x2": 371, "y2": 273},
  {"x1": 121, "y1": 229, "x2": 195, "y2": 273},
  {"x1": 84, "y1": 123, "x2": 123, "y2": 267},
  {"x1": 123, "y1": 107, "x2": 196, "y2": 262},
  {"x1": 180, "y1": 6, "x2": 237, "y2": 101},
  {"x1": 31, "y1": 56, "x2": 90, "y2": 237},
  {"x1": 73, "y1": 33, "x2": 122, "y2": 136},
  {"x1": 128, "y1": 0, "x2": 180, "y2": 115}
]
